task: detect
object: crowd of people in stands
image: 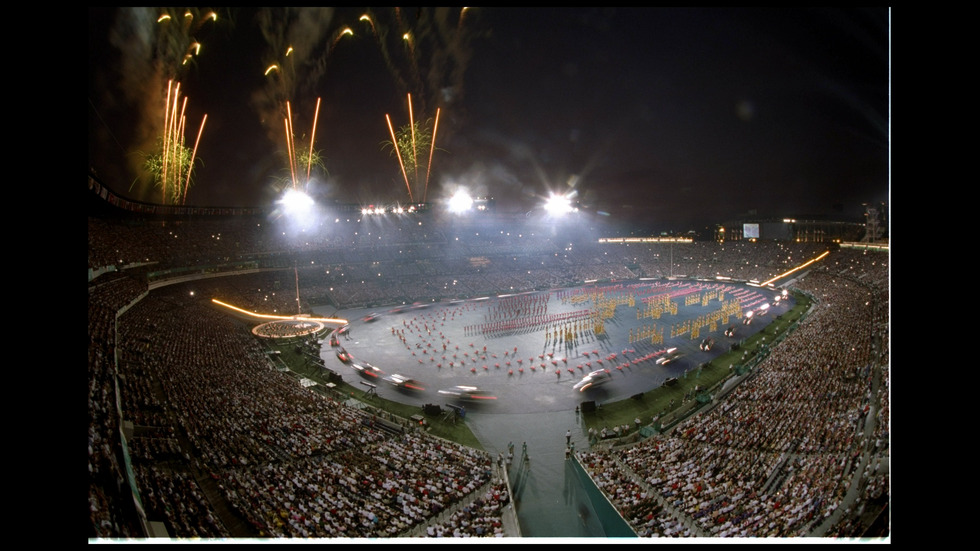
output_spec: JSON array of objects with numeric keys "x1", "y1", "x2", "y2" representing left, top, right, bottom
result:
[
  {"x1": 89, "y1": 270, "x2": 149, "y2": 538},
  {"x1": 578, "y1": 248, "x2": 888, "y2": 537},
  {"x1": 420, "y1": 482, "x2": 510, "y2": 537},
  {"x1": 91, "y1": 267, "x2": 504, "y2": 539},
  {"x1": 89, "y1": 205, "x2": 888, "y2": 539}
]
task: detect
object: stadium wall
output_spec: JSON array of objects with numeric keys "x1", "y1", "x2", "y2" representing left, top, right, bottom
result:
[{"x1": 570, "y1": 455, "x2": 637, "y2": 537}]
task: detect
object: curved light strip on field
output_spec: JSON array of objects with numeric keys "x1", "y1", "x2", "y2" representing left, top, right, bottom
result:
[
  {"x1": 211, "y1": 299, "x2": 348, "y2": 325},
  {"x1": 761, "y1": 250, "x2": 831, "y2": 287}
]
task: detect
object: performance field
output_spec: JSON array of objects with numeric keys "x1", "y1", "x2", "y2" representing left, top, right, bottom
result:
[
  {"x1": 318, "y1": 279, "x2": 792, "y2": 415},
  {"x1": 293, "y1": 278, "x2": 792, "y2": 538}
]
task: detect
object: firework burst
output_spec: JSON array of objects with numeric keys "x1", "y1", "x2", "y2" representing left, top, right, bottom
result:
[
  {"x1": 131, "y1": 8, "x2": 218, "y2": 205},
  {"x1": 275, "y1": 98, "x2": 327, "y2": 194},
  {"x1": 153, "y1": 8, "x2": 219, "y2": 77},
  {"x1": 141, "y1": 79, "x2": 208, "y2": 205},
  {"x1": 256, "y1": 8, "x2": 350, "y2": 194},
  {"x1": 384, "y1": 94, "x2": 442, "y2": 203},
  {"x1": 365, "y1": 8, "x2": 482, "y2": 203},
  {"x1": 359, "y1": 8, "x2": 479, "y2": 118}
]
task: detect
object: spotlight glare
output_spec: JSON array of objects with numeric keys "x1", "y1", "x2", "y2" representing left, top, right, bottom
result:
[
  {"x1": 279, "y1": 188, "x2": 314, "y2": 214},
  {"x1": 543, "y1": 193, "x2": 574, "y2": 216},
  {"x1": 448, "y1": 190, "x2": 473, "y2": 214},
  {"x1": 276, "y1": 188, "x2": 319, "y2": 230}
]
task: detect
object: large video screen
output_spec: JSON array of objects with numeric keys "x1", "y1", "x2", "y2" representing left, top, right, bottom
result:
[
  {"x1": 743, "y1": 223, "x2": 759, "y2": 239},
  {"x1": 761, "y1": 222, "x2": 793, "y2": 241}
]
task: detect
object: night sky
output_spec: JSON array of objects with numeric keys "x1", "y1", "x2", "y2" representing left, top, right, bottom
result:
[{"x1": 89, "y1": 7, "x2": 889, "y2": 232}]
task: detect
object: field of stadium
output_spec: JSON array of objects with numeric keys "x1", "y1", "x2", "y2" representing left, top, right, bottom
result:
[{"x1": 266, "y1": 280, "x2": 810, "y2": 449}]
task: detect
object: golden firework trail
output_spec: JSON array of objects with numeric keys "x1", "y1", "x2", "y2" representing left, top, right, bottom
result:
[
  {"x1": 175, "y1": 96, "x2": 188, "y2": 196},
  {"x1": 307, "y1": 97, "x2": 321, "y2": 181},
  {"x1": 158, "y1": 79, "x2": 206, "y2": 205},
  {"x1": 386, "y1": 113, "x2": 414, "y2": 203},
  {"x1": 408, "y1": 93, "x2": 418, "y2": 187},
  {"x1": 423, "y1": 107, "x2": 440, "y2": 203},
  {"x1": 161, "y1": 80, "x2": 175, "y2": 203},
  {"x1": 285, "y1": 101, "x2": 297, "y2": 189},
  {"x1": 284, "y1": 118, "x2": 296, "y2": 189},
  {"x1": 183, "y1": 114, "x2": 207, "y2": 204}
]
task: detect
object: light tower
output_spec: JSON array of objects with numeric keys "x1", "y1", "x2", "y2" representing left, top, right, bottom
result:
[{"x1": 863, "y1": 204, "x2": 882, "y2": 243}]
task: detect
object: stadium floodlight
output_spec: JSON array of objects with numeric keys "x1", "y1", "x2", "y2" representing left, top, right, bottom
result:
[
  {"x1": 543, "y1": 192, "x2": 575, "y2": 217},
  {"x1": 448, "y1": 189, "x2": 474, "y2": 214},
  {"x1": 276, "y1": 188, "x2": 319, "y2": 230},
  {"x1": 279, "y1": 188, "x2": 314, "y2": 216}
]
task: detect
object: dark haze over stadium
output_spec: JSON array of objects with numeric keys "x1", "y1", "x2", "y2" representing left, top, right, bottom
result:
[{"x1": 88, "y1": 7, "x2": 889, "y2": 233}]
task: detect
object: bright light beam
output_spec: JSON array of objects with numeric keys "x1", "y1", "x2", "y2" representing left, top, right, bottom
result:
[
  {"x1": 284, "y1": 118, "x2": 295, "y2": 189},
  {"x1": 161, "y1": 80, "x2": 174, "y2": 204},
  {"x1": 386, "y1": 114, "x2": 414, "y2": 203},
  {"x1": 211, "y1": 298, "x2": 347, "y2": 325},
  {"x1": 182, "y1": 114, "x2": 207, "y2": 204},
  {"x1": 760, "y1": 251, "x2": 831, "y2": 286},
  {"x1": 543, "y1": 193, "x2": 574, "y2": 216},
  {"x1": 307, "y1": 97, "x2": 321, "y2": 181},
  {"x1": 408, "y1": 93, "x2": 418, "y2": 192},
  {"x1": 176, "y1": 96, "x2": 188, "y2": 198},
  {"x1": 448, "y1": 189, "x2": 473, "y2": 213},
  {"x1": 277, "y1": 188, "x2": 316, "y2": 230},
  {"x1": 424, "y1": 107, "x2": 440, "y2": 204}
]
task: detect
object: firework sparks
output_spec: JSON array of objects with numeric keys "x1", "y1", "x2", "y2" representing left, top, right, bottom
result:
[
  {"x1": 274, "y1": 97, "x2": 327, "y2": 193},
  {"x1": 384, "y1": 93, "x2": 442, "y2": 204},
  {"x1": 359, "y1": 11, "x2": 410, "y2": 98},
  {"x1": 364, "y1": 8, "x2": 480, "y2": 118},
  {"x1": 386, "y1": 113, "x2": 414, "y2": 203},
  {"x1": 256, "y1": 9, "x2": 350, "y2": 193},
  {"x1": 103, "y1": 8, "x2": 220, "y2": 204},
  {"x1": 329, "y1": 27, "x2": 354, "y2": 56},
  {"x1": 154, "y1": 7, "x2": 218, "y2": 77},
  {"x1": 360, "y1": 8, "x2": 482, "y2": 203},
  {"x1": 284, "y1": 115, "x2": 296, "y2": 189},
  {"x1": 151, "y1": 79, "x2": 206, "y2": 205},
  {"x1": 408, "y1": 93, "x2": 418, "y2": 187},
  {"x1": 424, "y1": 107, "x2": 440, "y2": 203},
  {"x1": 183, "y1": 114, "x2": 207, "y2": 203},
  {"x1": 307, "y1": 97, "x2": 321, "y2": 181},
  {"x1": 106, "y1": 8, "x2": 481, "y2": 207}
]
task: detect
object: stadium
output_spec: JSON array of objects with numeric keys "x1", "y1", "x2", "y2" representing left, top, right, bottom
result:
[
  {"x1": 88, "y1": 172, "x2": 889, "y2": 541},
  {"x1": 89, "y1": 7, "x2": 888, "y2": 542}
]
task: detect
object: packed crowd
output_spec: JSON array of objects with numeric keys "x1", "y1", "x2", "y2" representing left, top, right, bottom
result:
[
  {"x1": 89, "y1": 271, "x2": 150, "y2": 538},
  {"x1": 419, "y1": 481, "x2": 511, "y2": 537},
  {"x1": 217, "y1": 430, "x2": 495, "y2": 538},
  {"x1": 90, "y1": 271, "x2": 505, "y2": 539},
  {"x1": 88, "y1": 206, "x2": 888, "y2": 539},
  {"x1": 578, "y1": 247, "x2": 888, "y2": 537}
]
